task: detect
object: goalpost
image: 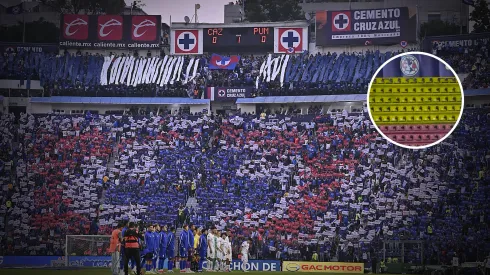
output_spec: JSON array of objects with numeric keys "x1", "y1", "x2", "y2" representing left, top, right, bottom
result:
[{"x1": 65, "y1": 235, "x2": 112, "y2": 267}]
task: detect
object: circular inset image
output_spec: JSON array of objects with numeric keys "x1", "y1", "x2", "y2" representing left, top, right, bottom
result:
[{"x1": 367, "y1": 51, "x2": 464, "y2": 149}]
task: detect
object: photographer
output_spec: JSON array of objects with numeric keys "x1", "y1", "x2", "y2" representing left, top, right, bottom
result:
[{"x1": 122, "y1": 222, "x2": 143, "y2": 275}]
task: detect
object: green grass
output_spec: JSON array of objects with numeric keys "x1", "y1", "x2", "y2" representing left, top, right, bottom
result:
[{"x1": 0, "y1": 269, "x2": 401, "y2": 275}]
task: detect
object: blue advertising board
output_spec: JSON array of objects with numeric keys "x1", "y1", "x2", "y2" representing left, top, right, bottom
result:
[
  {"x1": 0, "y1": 256, "x2": 280, "y2": 271},
  {"x1": 0, "y1": 256, "x2": 62, "y2": 267},
  {"x1": 0, "y1": 42, "x2": 58, "y2": 54},
  {"x1": 203, "y1": 260, "x2": 281, "y2": 271},
  {"x1": 68, "y1": 256, "x2": 112, "y2": 267},
  {"x1": 422, "y1": 32, "x2": 490, "y2": 52}
]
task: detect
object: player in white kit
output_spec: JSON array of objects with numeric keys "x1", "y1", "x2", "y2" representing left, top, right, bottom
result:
[
  {"x1": 216, "y1": 233, "x2": 224, "y2": 272},
  {"x1": 240, "y1": 238, "x2": 252, "y2": 272},
  {"x1": 223, "y1": 235, "x2": 232, "y2": 272},
  {"x1": 207, "y1": 227, "x2": 216, "y2": 272}
]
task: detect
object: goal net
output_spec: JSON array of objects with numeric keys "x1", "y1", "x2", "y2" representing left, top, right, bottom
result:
[{"x1": 65, "y1": 235, "x2": 112, "y2": 267}]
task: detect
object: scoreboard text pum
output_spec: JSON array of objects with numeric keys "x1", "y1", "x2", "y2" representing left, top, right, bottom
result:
[{"x1": 203, "y1": 27, "x2": 274, "y2": 52}]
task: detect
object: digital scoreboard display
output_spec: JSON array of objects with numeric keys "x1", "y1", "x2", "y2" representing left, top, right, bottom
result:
[{"x1": 203, "y1": 27, "x2": 274, "y2": 52}]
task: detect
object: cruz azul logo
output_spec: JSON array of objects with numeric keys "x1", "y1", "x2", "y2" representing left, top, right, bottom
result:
[
  {"x1": 97, "y1": 15, "x2": 123, "y2": 40},
  {"x1": 63, "y1": 14, "x2": 89, "y2": 40}
]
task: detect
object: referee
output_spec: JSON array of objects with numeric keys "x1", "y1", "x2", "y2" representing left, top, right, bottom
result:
[{"x1": 123, "y1": 222, "x2": 142, "y2": 275}]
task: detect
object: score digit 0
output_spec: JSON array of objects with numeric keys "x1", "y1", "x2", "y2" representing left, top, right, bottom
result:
[
  {"x1": 208, "y1": 28, "x2": 222, "y2": 44},
  {"x1": 253, "y1": 27, "x2": 269, "y2": 44}
]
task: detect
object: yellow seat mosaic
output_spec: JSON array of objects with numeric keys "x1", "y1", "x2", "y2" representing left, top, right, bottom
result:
[{"x1": 370, "y1": 77, "x2": 461, "y2": 125}]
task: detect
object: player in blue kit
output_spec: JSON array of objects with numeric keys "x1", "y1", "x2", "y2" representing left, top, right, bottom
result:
[
  {"x1": 143, "y1": 225, "x2": 156, "y2": 273},
  {"x1": 152, "y1": 224, "x2": 161, "y2": 273},
  {"x1": 179, "y1": 224, "x2": 189, "y2": 273},
  {"x1": 197, "y1": 228, "x2": 207, "y2": 273},
  {"x1": 158, "y1": 224, "x2": 168, "y2": 273},
  {"x1": 186, "y1": 224, "x2": 195, "y2": 273},
  {"x1": 167, "y1": 227, "x2": 176, "y2": 273}
]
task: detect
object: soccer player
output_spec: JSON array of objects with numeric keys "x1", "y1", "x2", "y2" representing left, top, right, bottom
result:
[
  {"x1": 241, "y1": 238, "x2": 252, "y2": 272},
  {"x1": 218, "y1": 233, "x2": 227, "y2": 272},
  {"x1": 144, "y1": 225, "x2": 156, "y2": 273},
  {"x1": 207, "y1": 227, "x2": 216, "y2": 272},
  {"x1": 223, "y1": 234, "x2": 232, "y2": 272},
  {"x1": 197, "y1": 228, "x2": 207, "y2": 273},
  {"x1": 179, "y1": 224, "x2": 189, "y2": 273},
  {"x1": 167, "y1": 227, "x2": 176, "y2": 273},
  {"x1": 186, "y1": 224, "x2": 195, "y2": 273},
  {"x1": 192, "y1": 229, "x2": 200, "y2": 272},
  {"x1": 158, "y1": 225, "x2": 168, "y2": 273},
  {"x1": 152, "y1": 224, "x2": 161, "y2": 273}
]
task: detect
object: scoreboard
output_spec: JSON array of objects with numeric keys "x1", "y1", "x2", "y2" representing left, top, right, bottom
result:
[{"x1": 203, "y1": 27, "x2": 274, "y2": 52}]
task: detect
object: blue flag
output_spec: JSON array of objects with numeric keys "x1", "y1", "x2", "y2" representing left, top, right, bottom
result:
[
  {"x1": 462, "y1": 0, "x2": 475, "y2": 6},
  {"x1": 209, "y1": 54, "x2": 240, "y2": 70}
]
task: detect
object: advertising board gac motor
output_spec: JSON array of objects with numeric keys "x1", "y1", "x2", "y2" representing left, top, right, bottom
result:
[{"x1": 282, "y1": 261, "x2": 364, "y2": 273}]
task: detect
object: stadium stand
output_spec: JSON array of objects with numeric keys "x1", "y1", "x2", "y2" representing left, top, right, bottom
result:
[
  {"x1": 1, "y1": 107, "x2": 489, "y2": 267},
  {"x1": 3, "y1": 47, "x2": 488, "y2": 99},
  {"x1": 0, "y1": 28, "x2": 489, "y2": 272}
]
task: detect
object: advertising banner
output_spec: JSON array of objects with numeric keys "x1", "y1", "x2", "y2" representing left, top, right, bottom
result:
[
  {"x1": 0, "y1": 42, "x2": 58, "y2": 54},
  {"x1": 68, "y1": 256, "x2": 112, "y2": 267},
  {"x1": 203, "y1": 260, "x2": 280, "y2": 271},
  {"x1": 282, "y1": 261, "x2": 364, "y2": 273},
  {"x1": 316, "y1": 7, "x2": 416, "y2": 46},
  {"x1": 0, "y1": 256, "x2": 61, "y2": 267},
  {"x1": 422, "y1": 32, "x2": 490, "y2": 52},
  {"x1": 59, "y1": 14, "x2": 161, "y2": 49},
  {"x1": 377, "y1": 54, "x2": 453, "y2": 78},
  {"x1": 206, "y1": 87, "x2": 253, "y2": 101}
]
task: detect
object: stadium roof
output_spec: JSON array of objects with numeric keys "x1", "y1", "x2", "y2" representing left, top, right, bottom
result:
[
  {"x1": 171, "y1": 20, "x2": 308, "y2": 29},
  {"x1": 30, "y1": 97, "x2": 210, "y2": 105},
  {"x1": 236, "y1": 94, "x2": 367, "y2": 104}
]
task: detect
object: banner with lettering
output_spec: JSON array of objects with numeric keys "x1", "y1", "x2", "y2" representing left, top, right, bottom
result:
[
  {"x1": 422, "y1": 32, "x2": 490, "y2": 52},
  {"x1": 283, "y1": 261, "x2": 364, "y2": 273},
  {"x1": 315, "y1": 7, "x2": 416, "y2": 46},
  {"x1": 59, "y1": 14, "x2": 161, "y2": 49},
  {"x1": 0, "y1": 42, "x2": 58, "y2": 54},
  {"x1": 206, "y1": 86, "x2": 252, "y2": 101}
]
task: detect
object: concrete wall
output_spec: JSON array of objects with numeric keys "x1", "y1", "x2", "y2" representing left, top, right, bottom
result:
[
  {"x1": 236, "y1": 103, "x2": 256, "y2": 114},
  {"x1": 224, "y1": 3, "x2": 244, "y2": 24}
]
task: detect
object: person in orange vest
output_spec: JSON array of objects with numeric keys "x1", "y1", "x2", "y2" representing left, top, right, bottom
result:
[
  {"x1": 123, "y1": 222, "x2": 143, "y2": 275},
  {"x1": 108, "y1": 222, "x2": 123, "y2": 275}
]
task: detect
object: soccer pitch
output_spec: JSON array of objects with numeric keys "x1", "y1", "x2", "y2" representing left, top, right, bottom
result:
[{"x1": 0, "y1": 270, "x2": 399, "y2": 275}]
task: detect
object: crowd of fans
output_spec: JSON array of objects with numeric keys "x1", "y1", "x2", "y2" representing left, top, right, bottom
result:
[
  {"x1": 1, "y1": 43, "x2": 488, "y2": 99},
  {"x1": 1, "y1": 107, "x2": 489, "y2": 268}
]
